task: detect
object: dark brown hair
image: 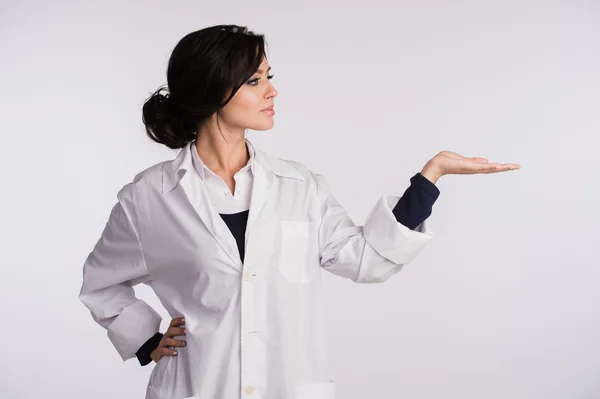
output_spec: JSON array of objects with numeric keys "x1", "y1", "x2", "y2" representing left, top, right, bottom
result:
[{"x1": 142, "y1": 25, "x2": 268, "y2": 149}]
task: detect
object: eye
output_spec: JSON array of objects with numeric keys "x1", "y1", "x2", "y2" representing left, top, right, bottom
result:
[{"x1": 247, "y1": 74, "x2": 275, "y2": 86}]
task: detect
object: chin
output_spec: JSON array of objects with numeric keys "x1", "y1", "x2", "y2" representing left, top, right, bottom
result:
[{"x1": 249, "y1": 121, "x2": 275, "y2": 131}]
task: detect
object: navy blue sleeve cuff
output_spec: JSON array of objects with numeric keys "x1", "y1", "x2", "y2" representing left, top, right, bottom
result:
[
  {"x1": 135, "y1": 332, "x2": 163, "y2": 366},
  {"x1": 411, "y1": 172, "x2": 440, "y2": 200},
  {"x1": 392, "y1": 172, "x2": 440, "y2": 230}
]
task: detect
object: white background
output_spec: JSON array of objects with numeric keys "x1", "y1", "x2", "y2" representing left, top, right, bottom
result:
[{"x1": 1, "y1": 0, "x2": 599, "y2": 398}]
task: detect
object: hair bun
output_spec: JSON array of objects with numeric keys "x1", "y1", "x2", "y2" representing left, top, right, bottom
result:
[
  {"x1": 147, "y1": 87, "x2": 172, "y2": 119},
  {"x1": 142, "y1": 87, "x2": 195, "y2": 149}
]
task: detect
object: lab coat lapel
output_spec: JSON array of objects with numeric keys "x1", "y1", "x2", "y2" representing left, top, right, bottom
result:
[
  {"x1": 177, "y1": 166, "x2": 245, "y2": 269},
  {"x1": 162, "y1": 140, "x2": 303, "y2": 271},
  {"x1": 243, "y1": 156, "x2": 276, "y2": 268}
]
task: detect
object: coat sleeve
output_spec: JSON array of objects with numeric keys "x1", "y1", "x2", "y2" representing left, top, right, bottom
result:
[
  {"x1": 316, "y1": 173, "x2": 435, "y2": 283},
  {"x1": 78, "y1": 199, "x2": 162, "y2": 361}
]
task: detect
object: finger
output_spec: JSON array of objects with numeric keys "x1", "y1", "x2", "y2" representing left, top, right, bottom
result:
[
  {"x1": 440, "y1": 151, "x2": 493, "y2": 164},
  {"x1": 452, "y1": 159, "x2": 494, "y2": 173},
  {"x1": 489, "y1": 163, "x2": 520, "y2": 170},
  {"x1": 169, "y1": 317, "x2": 185, "y2": 328},
  {"x1": 166, "y1": 326, "x2": 186, "y2": 338},
  {"x1": 160, "y1": 346, "x2": 178, "y2": 356},
  {"x1": 453, "y1": 162, "x2": 500, "y2": 174},
  {"x1": 164, "y1": 337, "x2": 187, "y2": 347},
  {"x1": 458, "y1": 155, "x2": 489, "y2": 163},
  {"x1": 476, "y1": 163, "x2": 519, "y2": 173},
  {"x1": 475, "y1": 161, "x2": 519, "y2": 169}
]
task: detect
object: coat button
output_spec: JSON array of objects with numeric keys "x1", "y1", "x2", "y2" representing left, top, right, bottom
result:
[
  {"x1": 243, "y1": 270, "x2": 254, "y2": 281},
  {"x1": 244, "y1": 385, "x2": 255, "y2": 395}
]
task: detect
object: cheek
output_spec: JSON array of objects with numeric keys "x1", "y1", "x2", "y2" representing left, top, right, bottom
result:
[
  {"x1": 230, "y1": 88, "x2": 261, "y2": 110},
  {"x1": 219, "y1": 87, "x2": 264, "y2": 124}
]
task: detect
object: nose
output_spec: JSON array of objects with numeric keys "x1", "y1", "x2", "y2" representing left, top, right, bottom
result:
[{"x1": 265, "y1": 80, "x2": 278, "y2": 99}]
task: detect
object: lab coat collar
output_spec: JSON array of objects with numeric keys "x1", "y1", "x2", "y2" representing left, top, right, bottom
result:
[
  {"x1": 161, "y1": 137, "x2": 305, "y2": 193},
  {"x1": 190, "y1": 137, "x2": 256, "y2": 182},
  {"x1": 161, "y1": 137, "x2": 306, "y2": 268}
]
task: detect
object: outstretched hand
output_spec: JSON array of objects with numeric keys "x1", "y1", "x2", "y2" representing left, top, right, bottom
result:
[{"x1": 421, "y1": 151, "x2": 520, "y2": 183}]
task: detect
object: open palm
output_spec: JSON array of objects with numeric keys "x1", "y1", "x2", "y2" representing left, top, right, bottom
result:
[{"x1": 431, "y1": 151, "x2": 520, "y2": 176}]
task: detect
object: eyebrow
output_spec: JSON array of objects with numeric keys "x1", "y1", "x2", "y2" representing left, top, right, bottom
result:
[{"x1": 256, "y1": 66, "x2": 271, "y2": 74}]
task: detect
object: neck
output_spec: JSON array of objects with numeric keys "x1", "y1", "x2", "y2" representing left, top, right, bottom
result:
[{"x1": 194, "y1": 132, "x2": 249, "y2": 175}]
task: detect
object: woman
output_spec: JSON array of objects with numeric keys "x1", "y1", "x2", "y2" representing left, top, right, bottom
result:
[{"x1": 78, "y1": 24, "x2": 519, "y2": 399}]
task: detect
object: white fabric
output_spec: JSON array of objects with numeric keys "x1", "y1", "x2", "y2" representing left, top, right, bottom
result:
[
  {"x1": 78, "y1": 137, "x2": 435, "y2": 399},
  {"x1": 189, "y1": 136, "x2": 255, "y2": 214}
]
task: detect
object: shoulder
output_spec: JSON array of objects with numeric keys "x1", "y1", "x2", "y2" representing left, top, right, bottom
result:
[
  {"x1": 256, "y1": 148, "x2": 321, "y2": 186},
  {"x1": 277, "y1": 157, "x2": 332, "y2": 197},
  {"x1": 281, "y1": 158, "x2": 316, "y2": 180},
  {"x1": 116, "y1": 159, "x2": 169, "y2": 203}
]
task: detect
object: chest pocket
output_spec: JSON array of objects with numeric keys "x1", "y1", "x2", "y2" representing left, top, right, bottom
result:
[{"x1": 278, "y1": 220, "x2": 317, "y2": 283}]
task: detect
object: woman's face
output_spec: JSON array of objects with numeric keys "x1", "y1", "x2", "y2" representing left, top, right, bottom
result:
[{"x1": 218, "y1": 58, "x2": 278, "y2": 132}]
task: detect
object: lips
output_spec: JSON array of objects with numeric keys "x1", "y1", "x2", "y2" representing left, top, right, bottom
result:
[{"x1": 261, "y1": 106, "x2": 275, "y2": 116}]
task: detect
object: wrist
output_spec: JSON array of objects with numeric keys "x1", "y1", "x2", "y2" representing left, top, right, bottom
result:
[{"x1": 420, "y1": 162, "x2": 442, "y2": 184}]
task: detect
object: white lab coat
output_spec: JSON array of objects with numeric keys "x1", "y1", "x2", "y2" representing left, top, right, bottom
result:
[{"x1": 78, "y1": 140, "x2": 435, "y2": 399}]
